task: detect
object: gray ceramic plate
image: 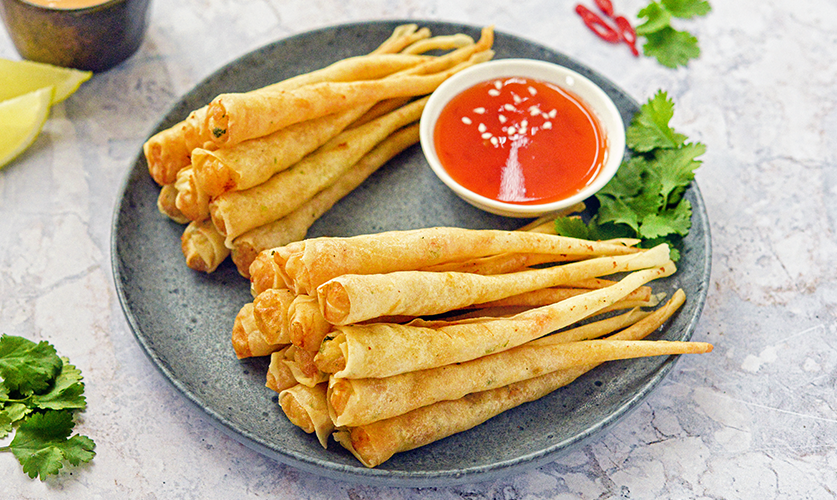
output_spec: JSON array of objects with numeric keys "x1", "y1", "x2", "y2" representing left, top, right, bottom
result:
[{"x1": 112, "y1": 20, "x2": 711, "y2": 487}]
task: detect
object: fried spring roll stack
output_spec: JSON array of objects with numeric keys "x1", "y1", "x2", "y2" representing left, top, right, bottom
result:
[
  {"x1": 181, "y1": 219, "x2": 229, "y2": 273},
  {"x1": 145, "y1": 124, "x2": 195, "y2": 187},
  {"x1": 418, "y1": 252, "x2": 580, "y2": 275},
  {"x1": 249, "y1": 250, "x2": 291, "y2": 297},
  {"x1": 266, "y1": 347, "x2": 297, "y2": 393},
  {"x1": 174, "y1": 166, "x2": 210, "y2": 222},
  {"x1": 203, "y1": 53, "x2": 488, "y2": 150},
  {"x1": 315, "y1": 261, "x2": 677, "y2": 379},
  {"x1": 332, "y1": 291, "x2": 709, "y2": 467},
  {"x1": 251, "y1": 288, "x2": 294, "y2": 345},
  {"x1": 203, "y1": 28, "x2": 494, "y2": 148},
  {"x1": 278, "y1": 286, "x2": 656, "y2": 352},
  {"x1": 209, "y1": 97, "x2": 429, "y2": 247},
  {"x1": 239, "y1": 228, "x2": 712, "y2": 466},
  {"x1": 191, "y1": 104, "x2": 373, "y2": 198},
  {"x1": 144, "y1": 48, "x2": 434, "y2": 184},
  {"x1": 393, "y1": 27, "x2": 493, "y2": 77},
  {"x1": 231, "y1": 302, "x2": 287, "y2": 359},
  {"x1": 230, "y1": 123, "x2": 421, "y2": 278},
  {"x1": 401, "y1": 33, "x2": 474, "y2": 54},
  {"x1": 471, "y1": 285, "x2": 652, "y2": 310},
  {"x1": 316, "y1": 244, "x2": 670, "y2": 325},
  {"x1": 283, "y1": 346, "x2": 328, "y2": 388},
  {"x1": 326, "y1": 308, "x2": 651, "y2": 426},
  {"x1": 157, "y1": 183, "x2": 189, "y2": 224},
  {"x1": 278, "y1": 383, "x2": 333, "y2": 448},
  {"x1": 331, "y1": 336, "x2": 711, "y2": 430},
  {"x1": 288, "y1": 295, "x2": 332, "y2": 352},
  {"x1": 200, "y1": 97, "x2": 411, "y2": 201},
  {"x1": 271, "y1": 228, "x2": 642, "y2": 296},
  {"x1": 146, "y1": 25, "x2": 498, "y2": 274}
]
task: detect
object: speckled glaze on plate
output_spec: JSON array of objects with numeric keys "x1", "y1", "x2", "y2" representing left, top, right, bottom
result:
[{"x1": 111, "y1": 20, "x2": 711, "y2": 487}]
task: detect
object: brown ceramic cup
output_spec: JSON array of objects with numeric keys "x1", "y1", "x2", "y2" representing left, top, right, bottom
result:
[{"x1": 0, "y1": 0, "x2": 151, "y2": 72}]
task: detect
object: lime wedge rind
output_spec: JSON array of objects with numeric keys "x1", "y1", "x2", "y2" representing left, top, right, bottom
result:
[
  {"x1": 0, "y1": 86, "x2": 54, "y2": 170},
  {"x1": 0, "y1": 58, "x2": 92, "y2": 103}
]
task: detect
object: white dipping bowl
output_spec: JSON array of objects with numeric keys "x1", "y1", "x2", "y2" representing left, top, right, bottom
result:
[{"x1": 420, "y1": 58, "x2": 626, "y2": 218}]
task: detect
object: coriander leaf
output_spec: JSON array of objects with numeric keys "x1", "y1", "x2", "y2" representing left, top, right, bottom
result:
[
  {"x1": 0, "y1": 335, "x2": 63, "y2": 395},
  {"x1": 661, "y1": 0, "x2": 712, "y2": 18},
  {"x1": 636, "y1": 2, "x2": 672, "y2": 35},
  {"x1": 5, "y1": 410, "x2": 95, "y2": 480},
  {"x1": 553, "y1": 216, "x2": 591, "y2": 240},
  {"x1": 650, "y1": 142, "x2": 706, "y2": 204},
  {"x1": 59, "y1": 435, "x2": 96, "y2": 467},
  {"x1": 601, "y1": 184, "x2": 667, "y2": 228},
  {"x1": 20, "y1": 447, "x2": 67, "y2": 480},
  {"x1": 641, "y1": 235, "x2": 683, "y2": 260},
  {"x1": 597, "y1": 156, "x2": 648, "y2": 199},
  {"x1": 557, "y1": 91, "x2": 703, "y2": 262},
  {"x1": 0, "y1": 403, "x2": 29, "y2": 439},
  {"x1": 30, "y1": 359, "x2": 87, "y2": 411},
  {"x1": 626, "y1": 186, "x2": 667, "y2": 217},
  {"x1": 596, "y1": 195, "x2": 642, "y2": 232},
  {"x1": 591, "y1": 220, "x2": 640, "y2": 241},
  {"x1": 626, "y1": 91, "x2": 687, "y2": 152},
  {"x1": 642, "y1": 26, "x2": 701, "y2": 68},
  {"x1": 639, "y1": 199, "x2": 693, "y2": 239}
]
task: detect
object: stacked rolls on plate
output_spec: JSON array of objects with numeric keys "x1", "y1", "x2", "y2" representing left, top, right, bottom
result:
[
  {"x1": 145, "y1": 24, "x2": 495, "y2": 277},
  {"x1": 237, "y1": 225, "x2": 712, "y2": 467}
]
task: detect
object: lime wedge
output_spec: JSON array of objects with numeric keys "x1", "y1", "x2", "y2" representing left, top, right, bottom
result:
[
  {"x1": 0, "y1": 58, "x2": 92, "y2": 104},
  {"x1": 0, "y1": 86, "x2": 54, "y2": 169}
]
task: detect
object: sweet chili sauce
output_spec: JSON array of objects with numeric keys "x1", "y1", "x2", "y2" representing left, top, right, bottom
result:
[{"x1": 433, "y1": 76, "x2": 607, "y2": 205}]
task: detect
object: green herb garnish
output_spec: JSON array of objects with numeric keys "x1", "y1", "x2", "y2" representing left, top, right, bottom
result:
[
  {"x1": 636, "y1": 0, "x2": 712, "y2": 68},
  {"x1": 0, "y1": 334, "x2": 95, "y2": 480},
  {"x1": 554, "y1": 90, "x2": 705, "y2": 261}
]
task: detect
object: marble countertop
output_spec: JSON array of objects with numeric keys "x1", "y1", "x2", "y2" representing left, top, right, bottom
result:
[{"x1": 2, "y1": 0, "x2": 836, "y2": 498}]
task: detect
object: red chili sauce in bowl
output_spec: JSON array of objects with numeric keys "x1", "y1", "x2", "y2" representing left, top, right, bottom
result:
[{"x1": 432, "y1": 77, "x2": 606, "y2": 205}]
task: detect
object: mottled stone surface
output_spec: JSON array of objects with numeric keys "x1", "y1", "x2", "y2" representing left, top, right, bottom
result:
[{"x1": 1, "y1": 1, "x2": 835, "y2": 498}]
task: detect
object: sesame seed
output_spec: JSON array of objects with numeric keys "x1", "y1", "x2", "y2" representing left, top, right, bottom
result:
[
  {"x1": 490, "y1": 136, "x2": 499, "y2": 146},
  {"x1": 528, "y1": 86, "x2": 537, "y2": 95},
  {"x1": 529, "y1": 106, "x2": 540, "y2": 116},
  {"x1": 474, "y1": 107, "x2": 486, "y2": 114},
  {"x1": 478, "y1": 123, "x2": 487, "y2": 133},
  {"x1": 520, "y1": 119, "x2": 528, "y2": 128},
  {"x1": 507, "y1": 126, "x2": 517, "y2": 135},
  {"x1": 543, "y1": 121, "x2": 552, "y2": 129},
  {"x1": 481, "y1": 132, "x2": 492, "y2": 139},
  {"x1": 504, "y1": 104, "x2": 516, "y2": 112},
  {"x1": 548, "y1": 109, "x2": 557, "y2": 118},
  {"x1": 512, "y1": 94, "x2": 522, "y2": 104},
  {"x1": 494, "y1": 80, "x2": 502, "y2": 89},
  {"x1": 488, "y1": 89, "x2": 500, "y2": 97},
  {"x1": 461, "y1": 116, "x2": 472, "y2": 125},
  {"x1": 498, "y1": 115, "x2": 507, "y2": 123}
]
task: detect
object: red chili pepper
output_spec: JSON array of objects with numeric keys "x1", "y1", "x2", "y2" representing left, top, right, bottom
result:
[
  {"x1": 575, "y1": 4, "x2": 620, "y2": 44},
  {"x1": 595, "y1": 0, "x2": 614, "y2": 17},
  {"x1": 614, "y1": 15, "x2": 639, "y2": 56}
]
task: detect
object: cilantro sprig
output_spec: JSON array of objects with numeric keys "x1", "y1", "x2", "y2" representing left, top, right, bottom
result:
[
  {"x1": 554, "y1": 90, "x2": 705, "y2": 261},
  {"x1": 636, "y1": 0, "x2": 712, "y2": 68},
  {"x1": 0, "y1": 334, "x2": 95, "y2": 480}
]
